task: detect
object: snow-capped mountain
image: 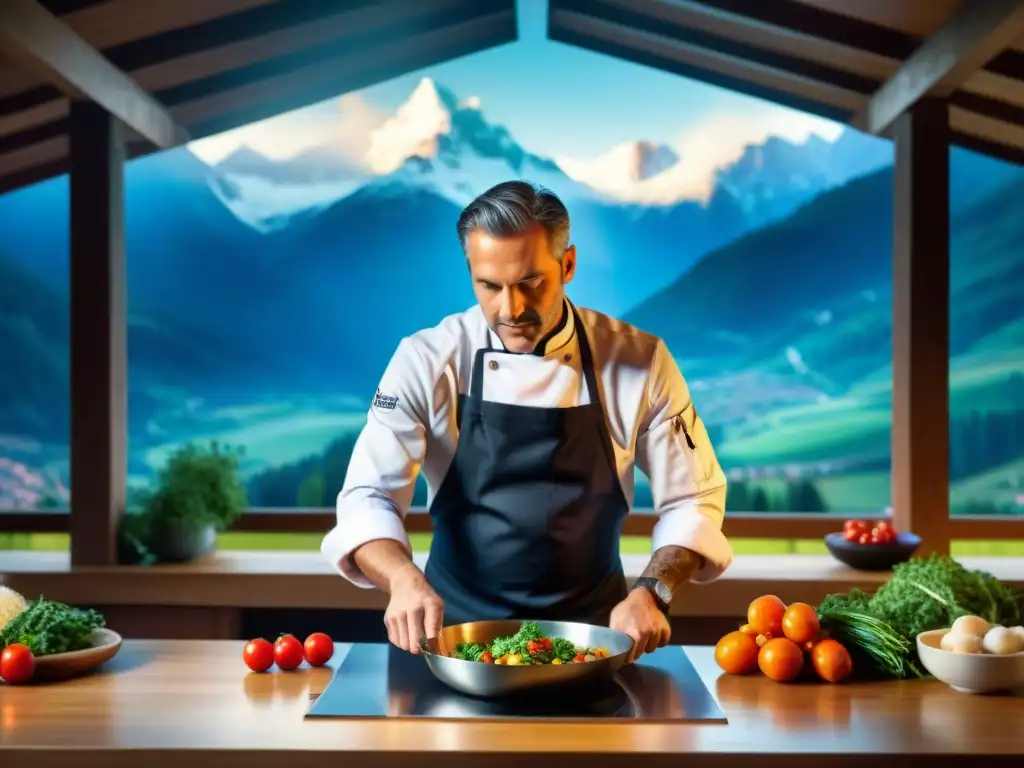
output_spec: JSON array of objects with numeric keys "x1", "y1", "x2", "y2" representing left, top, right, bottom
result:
[
  {"x1": 557, "y1": 140, "x2": 679, "y2": 197},
  {"x1": 195, "y1": 75, "x2": 893, "y2": 233}
]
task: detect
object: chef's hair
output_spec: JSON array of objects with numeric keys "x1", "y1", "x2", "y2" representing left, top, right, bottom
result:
[{"x1": 457, "y1": 180, "x2": 571, "y2": 261}]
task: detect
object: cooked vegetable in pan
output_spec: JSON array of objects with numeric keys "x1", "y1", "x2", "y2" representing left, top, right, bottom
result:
[{"x1": 450, "y1": 621, "x2": 610, "y2": 665}]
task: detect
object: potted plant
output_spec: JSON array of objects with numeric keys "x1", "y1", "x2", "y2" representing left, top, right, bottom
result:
[{"x1": 142, "y1": 440, "x2": 247, "y2": 563}]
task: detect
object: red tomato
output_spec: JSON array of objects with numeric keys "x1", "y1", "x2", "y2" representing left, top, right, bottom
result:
[
  {"x1": 480, "y1": 651, "x2": 495, "y2": 663},
  {"x1": 274, "y1": 634, "x2": 304, "y2": 671},
  {"x1": 573, "y1": 652, "x2": 586, "y2": 663},
  {"x1": 526, "y1": 640, "x2": 540, "y2": 654},
  {"x1": 303, "y1": 633, "x2": 334, "y2": 667},
  {"x1": 871, "y1": 526, "x2": 894, "y2": 544},
  {"x1": 843, "y1": 528, "x2": 860, "y2": 542},
  {"x1": 541, "y1": 637, "x2": 552, "y2": 650},
  {"x1": 858, "y1": 533, "x2": 870, "y2": 544},
  {"x1": 242, "y1": 638, "x2": 274, "y2": 672},
  {"x1": 843, "y1": 519, "x2": 868, "y2": 535},
  {"x1": 0, "y1": 643, "x2": 36, "y2": 685}
]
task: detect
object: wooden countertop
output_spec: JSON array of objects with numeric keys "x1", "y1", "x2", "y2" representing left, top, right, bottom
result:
[
  {"x1": 1, "y1": 640, "x2": 1022, "y2": 767},
  {"x1": 4, "y1": 550, "x2": 1022, "y2": 616}
]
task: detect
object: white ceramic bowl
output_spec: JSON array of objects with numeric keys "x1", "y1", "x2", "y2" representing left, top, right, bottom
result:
[{"x1": 917, "y1": 629, "x2": 1024, "y2": 694}]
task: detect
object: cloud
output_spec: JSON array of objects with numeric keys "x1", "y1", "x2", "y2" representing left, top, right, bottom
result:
[{"x1": 188, "y1": 92, "x2": 387, "y2": 167}]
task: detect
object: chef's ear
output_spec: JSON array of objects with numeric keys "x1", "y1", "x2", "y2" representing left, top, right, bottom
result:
[{"x1": 561, "y1": 245, "x2": 576, "y2": 284}]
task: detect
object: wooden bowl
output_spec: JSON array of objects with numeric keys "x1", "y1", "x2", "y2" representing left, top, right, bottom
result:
[
  {"x1": 824, "y1": 531, "x2": 921, "y2": 571},
  {"x1": 31, "y1": 628, "x2": 123, "y2": 682}
]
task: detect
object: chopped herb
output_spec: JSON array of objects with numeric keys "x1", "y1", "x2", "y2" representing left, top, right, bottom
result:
[{"x1": 0, "y1": 596, "x2": 105, "y2": 657}]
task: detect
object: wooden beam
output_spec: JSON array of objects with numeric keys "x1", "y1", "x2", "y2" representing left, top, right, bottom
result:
[
  {"x1": 0, "y1": 0, "x2": 187, "y2": 148},
  {"x1": 890, "y1": 98, "x2": 952, "y2": 557},
  {"x1": 68, "y1": 101, "x2": 127, "y2": 566},
  {"x1": 854, "y1": 0, "x2": 1024, "y2": 135}
]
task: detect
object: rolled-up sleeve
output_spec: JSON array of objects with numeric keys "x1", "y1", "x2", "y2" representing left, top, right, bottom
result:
[
  {"x1": 320, "y1": 338, "x2": 430, "y2": 587},
  {"x1": 635, "y1": 339, "x2": 733, "y2": 583}
]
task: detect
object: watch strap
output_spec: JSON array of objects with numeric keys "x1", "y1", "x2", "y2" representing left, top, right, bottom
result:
[{"x1": 633, "y1": 577, "x2": 671, "y2": 614}]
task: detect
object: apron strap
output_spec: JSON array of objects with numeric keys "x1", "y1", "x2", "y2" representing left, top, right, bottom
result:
[{"x1": 470, "y1": 304, "x2": 604, "y2": 407}]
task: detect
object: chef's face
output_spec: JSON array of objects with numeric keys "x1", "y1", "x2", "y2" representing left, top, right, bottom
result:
[{"x1": 466, "y1": 224, "x2": 576, "y2": 353}]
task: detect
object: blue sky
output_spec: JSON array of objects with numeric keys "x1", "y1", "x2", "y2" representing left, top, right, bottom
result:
[{"x1": 189, "y1": 0, "x2": 843, "y2": 166}]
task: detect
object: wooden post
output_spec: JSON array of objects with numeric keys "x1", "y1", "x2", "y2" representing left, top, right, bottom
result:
[
  {"x1": 890, "y1": 97, "x2": 952, "y2": 556},
  {"x1": 68, "y1": 101, "x2": 127, "y2": 566}
]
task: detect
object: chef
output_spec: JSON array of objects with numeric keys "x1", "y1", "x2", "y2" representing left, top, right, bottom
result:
[{"x1": 321, "y1": 180, "x2": 733, "y2": 662}]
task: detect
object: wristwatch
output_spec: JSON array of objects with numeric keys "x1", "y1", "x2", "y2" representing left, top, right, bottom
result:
[{"x1": 633, "y1": 577, "x2": 672, "y2": 614}]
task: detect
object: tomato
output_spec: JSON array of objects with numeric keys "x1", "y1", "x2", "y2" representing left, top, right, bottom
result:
[
  {"x1": 747, "y1": 595, "x2": 787, "y2": 636},
  {"x1": 843, "y1": 528, "x2": 860, "y2": 542},
  {"x1": 811, "y1": 638, "x2": 853, "y2": 683},
  {"x1": 714, "y1": 630, "x2": 759, "y2": 675},
  {"x1": 858, "y1": 533, "x2": 870, "y2": 544},
  {"x1": 870, "y1": 527, "x2": 893, "y2": 544},
  {"x1": 757, "y1": 637, "x2": 804, "y2": 682},
  {"x1": 303, "y1": 633, "x2": 334, "y2": 667},
  {"x1": 242, "y1": 638, "x2": 274, "y2": 672},
  {"x1": 480, "y1": 651, "x2": 495, "y2": 663},
  {"x1": 781, "y1": 603, "x2": 821, "y2": 645},
  {"x1": 541, "y1": 637, "x2": 552, "y2": 650},
  {"x1": 526, "y1": 640, "x2": 542, "y2": 655},
  {"x1": 0, "y1": 643, "x2": 35, "y2": 685},
  {"x1": 843, "y1": 519, "x2": 869, "y2": 535},
  {"x1": 274, "y1": 634, "x2": 304, "y2": 671},
  {"x1": 738, "y1": 623, "x2": 758, "y2": 637},
  {"x1": 573, "y1": 653, "x2": 586, "y2": 663}
]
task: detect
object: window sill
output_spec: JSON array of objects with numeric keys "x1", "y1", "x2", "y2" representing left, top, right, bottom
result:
[{"x1": 2, "y1": 551, "x2": 1022, "y2": 616}]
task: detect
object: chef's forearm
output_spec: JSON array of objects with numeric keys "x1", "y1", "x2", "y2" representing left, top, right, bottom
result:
[
  {"x1": 639, "y1": 545, "x2": 705, "y2": 592},
  {"x1": 352, "y1": 539, "x2": 422, "y2": 593}
]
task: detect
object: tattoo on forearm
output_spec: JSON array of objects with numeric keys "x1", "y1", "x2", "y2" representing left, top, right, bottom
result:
[{"x1": 641, "y1": 546, "x2": 704, "y2": 592}]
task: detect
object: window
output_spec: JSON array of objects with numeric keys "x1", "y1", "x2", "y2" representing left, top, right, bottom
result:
[{"x1": 1, "y1": 38, "x2": 1021, "y2": 550}]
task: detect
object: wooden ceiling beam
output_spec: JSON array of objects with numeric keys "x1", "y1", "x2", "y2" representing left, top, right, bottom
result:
[
  {"x1": 853, "y1": 0, "x2": 1024, "y2": 135},
  {"x1": 0, "y1": 0, "x2": 188, "y2": 148}
]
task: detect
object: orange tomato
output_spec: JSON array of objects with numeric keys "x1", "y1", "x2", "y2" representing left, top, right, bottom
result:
[
  {"x1": 781, "y1": 602, "x2": 821, "y2": 645},
  {"x1": 738, "y1": 623, "x2": 758, "y2": 637},
  {"x1": 811, "y1": 638, "x2": 853, "y2": 683},
  {"x1": 757, "y1": 637, "x2": 804, "y2": 682},
  {"x1": 747, "y1": 595, "x2": 787, "y2": 636},
  {"x1": 714, "y1": 631, "x2": 760, "y2": 675}
]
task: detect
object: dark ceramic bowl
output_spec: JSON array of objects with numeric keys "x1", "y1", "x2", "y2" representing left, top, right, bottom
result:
[{"x1": 824, "y1": 531, "x2": 921, "y2": 571}]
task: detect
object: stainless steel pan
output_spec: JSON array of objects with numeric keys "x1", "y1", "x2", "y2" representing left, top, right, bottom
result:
[{"x1": 418, "y1": 619, "x2": 634, "y2": 698}]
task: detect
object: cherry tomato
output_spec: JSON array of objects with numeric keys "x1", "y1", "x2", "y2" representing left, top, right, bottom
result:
[
  {"x1": 781, "y1": 602, "x2": 821, "y2": 645},
  {"x1": 541, "y1": 637, "x2": 552, "y2": 650},
  {"x1": 747, "y1": 595, "x2": 786, "y2": 636},
  {"x1": 714, "y1": 630, "x2": 759, "y2": 675},
  {"x1": 843, "y1": 528, "x2": 860, "y2": 542},
  {"x1": 303, "y1": 633, "x2": 334, "y2": 667},
  {"x1": 0, "y1": 643, "x2": 35, "y2": 685},
  {"x1": 573, "y1": 652, "x2": 586, "y2": 663},
  {"x1": 811, "y1": 638, "x2": 853, "y2": 683},
  {"x1": 242, "y1": 638, "x2": 274, "y2": 672},
  {"x1": 858, "y1": 533, "x2": 870, "y2": 544},
  {"x1": 526, "y1": 640, "x2": 541, "y2": 654},
  {"x1": 843, "y1": 519, "x2": 868, "y2": 535},
  {"x1": 758, "y1": 637, "x2": 804, "y2": 682},
  {"x1": 274, "y1": 634, "x2": 304, "y2": 671},
  {"x1": 480, "y1": 651, "x2": 495, "y2": 663}
]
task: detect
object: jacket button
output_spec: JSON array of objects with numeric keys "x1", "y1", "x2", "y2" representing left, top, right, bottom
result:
[
  {"x1": 488, "y1": 360, "x2": 499, "y2": 371},
  {"x1": 563, "y1": 354, "x2": 572, "y2": 362}
]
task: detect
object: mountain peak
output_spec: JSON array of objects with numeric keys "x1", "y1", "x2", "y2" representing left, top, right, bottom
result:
[{"x1": 366, "y1": 77, "x2": 461, "y2": 174}]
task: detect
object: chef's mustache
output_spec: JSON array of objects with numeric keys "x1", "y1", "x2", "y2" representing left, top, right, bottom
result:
[{"x1": 498, "y1": 310, "x2": 540, "y2": 326}]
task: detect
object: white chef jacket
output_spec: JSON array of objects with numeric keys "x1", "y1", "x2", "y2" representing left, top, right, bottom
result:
[{"x1": 321, "y1": 299, "x2": 733, "y2": 587}]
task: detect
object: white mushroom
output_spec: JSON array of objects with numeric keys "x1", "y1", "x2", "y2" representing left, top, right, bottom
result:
[
  {"x1": 950, "y1": 615, "x2": 990, "y2": 638},
  {"x1": 1007, "y1": 626, "x2": 1024, "y2": 643},
  {"x1": 947, "y1": 634, "x2": 983, "y2": 654},
  {"x1": 981, "y1": 626, "x2": 1024, "y2": 655},
  {"x1": 940, "y1": 630, "x2": 964, "y2": 651}
]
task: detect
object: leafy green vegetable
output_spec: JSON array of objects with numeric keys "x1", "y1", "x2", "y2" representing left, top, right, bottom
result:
[
  {"x1": 450, "y1": 621, "x2": 588, "y2": 665},
  {"x1": 819, "y1": 554, "x2": 1023, "y2": 677},
  {"x1": 451, "y1": 642, "x2": 487, "y2": 661},
  {"x1": 0, "y1": 596, "x2": 105, "y2": 656},
  {"x1": 818, "y1": 608, "x2": 919, "y2": 678}
]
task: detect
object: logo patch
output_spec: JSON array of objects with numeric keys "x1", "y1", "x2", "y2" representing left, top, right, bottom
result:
[{"x1": 373, "y1": 388, "x2": 399, "y2": 411}]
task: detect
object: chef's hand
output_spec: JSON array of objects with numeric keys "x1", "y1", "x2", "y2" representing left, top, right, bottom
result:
[
  {"x1": 384, "y1": 567, "x2": 444, "y2": 654},
  {"x1": 609, "y1": 588, "x2": 671, "y2": 663}
]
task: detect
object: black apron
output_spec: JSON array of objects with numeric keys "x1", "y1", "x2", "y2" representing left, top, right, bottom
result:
[{"x1": 424, "y1": 305, "x2": 630, "y2": 626}]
